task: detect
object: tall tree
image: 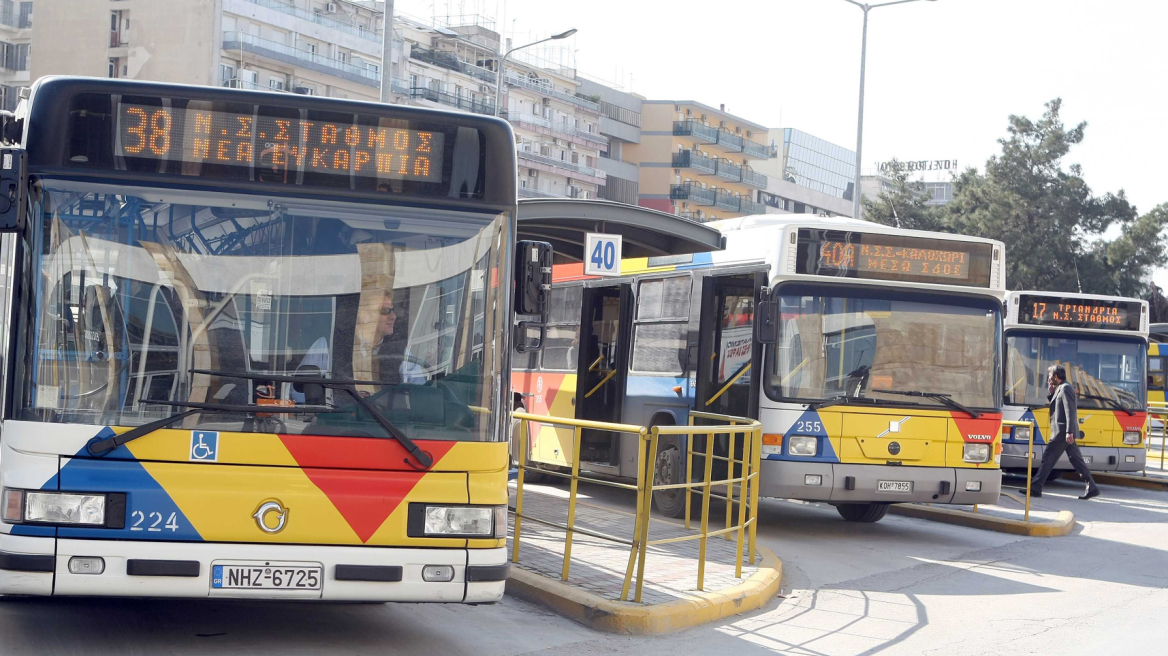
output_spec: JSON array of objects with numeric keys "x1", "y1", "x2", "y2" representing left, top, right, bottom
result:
[
  {"x1": 861, "y1": 159, "x2": 949, "y2": 233},
  {"x1": 942, "y1": 98, "x2": 1149, "y2": 293}
]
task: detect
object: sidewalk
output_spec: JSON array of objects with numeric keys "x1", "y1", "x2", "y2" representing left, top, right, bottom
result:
[{"x1": 506, "y1": 481, "x2": 782, "y2": 634}]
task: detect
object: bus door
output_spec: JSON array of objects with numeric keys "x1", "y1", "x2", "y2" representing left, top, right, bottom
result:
[
  {"x1": 574, "y1": 283, "x2": 633, "y2": 468},
  {"x1": 693, "y1": 273, "x2": 765, "y2": 479}
]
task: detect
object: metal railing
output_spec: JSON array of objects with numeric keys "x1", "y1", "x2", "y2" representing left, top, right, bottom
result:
[
  {"x1": 409, "y1": 45, "x2": 497, "y2": 84},
  {"x1": 742, "y1": 169, "x2": 768, "y2": 189},
  {"x1": 670, "y1": 183, "x2": 716, "y2": 205},
  {"x1": 511, "y1": 410, "x2": 761, "y2": 602},
  {"x1": 672, "y1": 150, "x2": 716, "y2": 175},
  {"x1": 1147, "y1": 402, "x2": 1167, "y2": 473},
  {"x1": 1002, "y1": 419, "x2": 1037, "y2": 521},
  {"x1": 714, "y1": 191, "x2": 742, "y2": 212},
  {"x1": 242, "y1": 0, "x2": 381, "y2": 42},
  {"x1": 742, "y1": 138, "x2": 775, "y2": 159},
  {"x1": 408, "y1": 86, "x2": 495, "y2": 115},
  {"x1": 503, "y1": 73, "x2": 601, "y2": 113},
  {"x1": 222, "y1": 31, "x2": 380, "y2": 83},
  {"x1": 518, "y1": 150, "x2": 605, "y2": 179},
  {"x1": 714, "y1": 159, "x2": 743, "y2": 182},
  {"x1": 673, "y1": 120, "x2": 719, "y2": 143},
  {"x1": 740, "y1": 198, "x2": 767, "y2": 215},
  {"x1": 505, "y1": 112, "x2": 608, "y2": 145}
]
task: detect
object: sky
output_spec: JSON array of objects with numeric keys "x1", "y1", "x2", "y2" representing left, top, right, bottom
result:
[{"x1": 396, "y1": 0, "x2": 1168, "y2": 285}]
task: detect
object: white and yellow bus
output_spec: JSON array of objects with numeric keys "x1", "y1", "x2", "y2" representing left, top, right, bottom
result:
[{"x1": 1003, "y1": 292, "x2": 1148, "y2": 474}]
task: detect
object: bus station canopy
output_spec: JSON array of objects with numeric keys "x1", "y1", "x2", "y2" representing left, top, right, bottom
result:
[{"x1": 516, "y1": 199, "x2": 725, "y2": 263}]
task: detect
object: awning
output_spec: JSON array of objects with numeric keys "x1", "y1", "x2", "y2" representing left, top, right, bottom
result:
[{"x1": 517, "y1": 198, "x2": 725, "y2": 263}]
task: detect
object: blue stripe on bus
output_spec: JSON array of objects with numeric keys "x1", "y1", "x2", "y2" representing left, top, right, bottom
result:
[
  {"x1": 765, "y1": 408, "x2": 840, "y2": 463},
  {"x1": 1004, "y1": 409, "x2": 1046, "y2": 445}
]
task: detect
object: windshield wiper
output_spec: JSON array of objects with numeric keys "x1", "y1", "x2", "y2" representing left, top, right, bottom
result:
[
  {"x1": 810, "y1": 395, "x2": 878, "y2": 411},
  {"x1": 1078, "y1": 393, "x2": 1136, "y2": 416},
  {"x1": 873, "y1": 390, "x2": 981, "y2": 419},
  {"x1": 85, "y1": 401, "x2": 347, "y2": 456},
  {"x1": 191, "y1": 369, "x2": 434, "y2": 469}
]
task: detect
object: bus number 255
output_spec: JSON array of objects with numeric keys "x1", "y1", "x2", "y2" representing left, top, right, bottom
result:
[
  {"x1": 129, "y1": 511, "x2": 180, "y2": 532},
  {"x1": 795, "y1": 420, "x2": 823, "y2": 434}
]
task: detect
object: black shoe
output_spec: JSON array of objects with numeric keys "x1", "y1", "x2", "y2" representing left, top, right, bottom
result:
[
  {"x1": 1030, "y1": 488, "x2": 1042, "y2": 498},
  {"x1": 1079, "y1": 487, "x2": 1100, "y2": 500}
]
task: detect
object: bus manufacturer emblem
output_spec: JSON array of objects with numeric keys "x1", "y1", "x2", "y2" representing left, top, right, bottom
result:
[
  {"x1": 887, "y1": 441, "x2": 901, "y2": 455},
  {"x1": 253, "y1": 500, "x2": 289, "y2": 534}
]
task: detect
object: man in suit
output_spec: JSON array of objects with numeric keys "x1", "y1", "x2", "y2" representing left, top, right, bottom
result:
[{"x1": 1030, "y1": 365, "x2": 1101, "y2": 500}]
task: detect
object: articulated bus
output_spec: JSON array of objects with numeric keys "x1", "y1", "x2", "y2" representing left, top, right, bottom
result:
[
  {"x1": 1148, "y1": 323, "x2": 1168, "y2": 437},
  {"x1": 514, "y1": 215, "x2": 1007, "y2": 523},
  {"x1": 1002, "y1": 292, "x2": 1149, "y2": 474},
  {"x1": 0, "y1": 77, "x2": 532, "y2": 602}
]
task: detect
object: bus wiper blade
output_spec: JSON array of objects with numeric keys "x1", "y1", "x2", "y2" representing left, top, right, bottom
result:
[
  {"x1": 141, "y1": 400, "x2": 347, "y2": 413},
  {"x1": 875, "y1": 390, "x2": 981, "y2": 419},
  {"x1": 809, "y1": 395, "x2": 877, "y2": 411},
  {"x1": 87, "y1": 409, "x2": 201, "y2": 456},
  {"x1": 1078, "y1": 393, "x2": 1136, "y2": 416},
  {"x1": 191, "y1": 369, "x2": 434, "y2": 469}
]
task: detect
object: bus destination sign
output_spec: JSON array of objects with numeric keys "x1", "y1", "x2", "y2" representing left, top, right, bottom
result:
[
  {"x1": 1018, "y1": 295, "x2": 1142, "y2": 331},
  {"x1": 116, "y1": 103, "x2": 445, "y2": 182},
  {"x1": 796, "y1": 229, "x2": 995, "y2": 288}
]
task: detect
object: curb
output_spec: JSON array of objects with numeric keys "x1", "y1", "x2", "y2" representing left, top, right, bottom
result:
[
  {"x1": 888, "y1": 504, "x2": 1075, "y2": 537},
  {"x1": 504, "y1": 546, "x2": 782, "y2": 635},
  {"x1": 1063, "y1": 471, "x2": 1168, "y2": 492}
]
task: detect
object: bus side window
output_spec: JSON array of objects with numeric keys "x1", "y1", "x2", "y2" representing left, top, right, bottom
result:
[
  {"x1": 631, "y1": 276, "x2": 691, "y2": 375},
  {"x1": 541, "y1": 285, "x2": 583, "y2": 371},
  {"x1": 1149, "y1": 356, "x2": 1164, "y2": 391}
]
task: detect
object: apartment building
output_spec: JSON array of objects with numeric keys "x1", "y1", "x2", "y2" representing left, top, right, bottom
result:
[
  {"x1": 388, "y1": 13, "x2": 497, "y2": 115},
  {"x1": 576, "y1": 76, "x2": 641, "y2": 205},
  {"x1": 0, "y1": 0, "x2": 31, "y2": 111},
  {"x1": 628, "y1": 100, "x2": 773, "y2": 221},
  {"x1": 502, "y1": 55, "x2": 605, "y2": 200}
]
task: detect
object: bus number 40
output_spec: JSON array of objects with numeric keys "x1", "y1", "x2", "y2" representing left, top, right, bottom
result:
[{"x1": 591, "y1": 240, "x2": 617, "y2": 270}]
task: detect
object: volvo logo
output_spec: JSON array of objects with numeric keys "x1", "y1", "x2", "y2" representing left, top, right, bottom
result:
[
  {"x1": 252, "y1": 500, "x2": 289, "y2": 534},
  {"x1": 888, "y1": 441, "x2": 901, "y2": 455}
]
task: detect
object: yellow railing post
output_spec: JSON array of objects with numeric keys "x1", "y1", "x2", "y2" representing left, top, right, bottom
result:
[
  {"x1": 696, "y1": 423, "x2": 716, "y2": 592},
  {"x1": 1025, "y1": 420, "x2": 1034, "y2": 523},
  {"x1": 633, "y1": 427, "x2": 660, "y2": 603},
  {"x1": 560, "y1": 426, "x2": 584, "y2": 581},
  {"x1": 685, "y1": 414, "x2": 695, "y2": 530},
  {"x1": 620, "y1": 427, "x2": 648, "y2": 602},
  {"x1": 723, "y1": 428, "x2": 736, "y2": 540},
  {"x1": 734, "y1": 428, "x2": 749, "y2": 579},
  {"x1": 511, "y1": 416, "x2": 527, "y2": 564},
  {"x1": 749, "y1": 425, "x2": 760, "y2": 565}
]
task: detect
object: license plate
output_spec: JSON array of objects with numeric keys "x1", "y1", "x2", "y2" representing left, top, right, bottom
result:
[
  {"x1": 1083, "y1": 456, "x2": 1093, "y2": 464},
  {"x1": 877, "y1": 480, "x2": 912, "y2": 493},
  {"x1": 212, "y1": 563, "x2": 322, "y2": 590}
]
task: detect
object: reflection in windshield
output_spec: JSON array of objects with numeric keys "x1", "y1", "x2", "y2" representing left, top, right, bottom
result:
[
  {"x1": 766, "y1": 290, "x2": 1000, "y2": 409},
  {"x1": 20, "y1": 181, "x2": 506, "y2": 441},
  {"x1": 1005, "y1": 333, "x2": 1146, "y2": 409}
]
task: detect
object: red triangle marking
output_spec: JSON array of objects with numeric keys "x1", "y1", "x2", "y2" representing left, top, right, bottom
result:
[
  {"x1": 1115, "y1": 411, "x2": 1148, "y2": 433},
  {"x1": 279, "y1": 434, "x2": 453, "y2": 471},
  {"x1": 950, "y1": 411, "x2": 1002, "y2": 443},
  {"x1": 280, "y1": 437, "x2": 456, "y2": 543}
]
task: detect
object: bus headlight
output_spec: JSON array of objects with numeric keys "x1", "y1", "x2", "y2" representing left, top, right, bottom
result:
[
  {"x1": 416, "y1": 505, "x2": 506, "y2": 539},
  {"x1": 963, "y1": 443, "x2": 991, "y2": 464},
  {"x1": 788, "y1": 435, "x2": 817, "y2": 457},
  {"x1": 24, "y1": 492, "x2": 106, "y2": 525},
  {"x1": 1012, "y1": 426, "x2": 1031, "y2": 442},
  {"x1": 1123, "y1": 430, "x2": 1141, "y2": 445}
]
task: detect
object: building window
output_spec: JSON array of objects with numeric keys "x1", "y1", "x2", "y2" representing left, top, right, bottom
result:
[
  {"x1": 18, "y1": 1, "x2": 30, "y2": 28},
  {"x1": 108, "y1": 58, "x2": 118, "y2": 78},
  {"x1": 269, "y1": 78, "x2": 285, "y2": 91},
  {"x1": 337, "y1": 50, "x2": 346, "y2": 63},
  {"x1": 219, "y1": 63, "x2": 235, "y2": 85}
]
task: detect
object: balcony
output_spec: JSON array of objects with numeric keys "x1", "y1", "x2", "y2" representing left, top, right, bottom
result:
[
  {"x1": 740, "y1": 198, "x2": 767, "y2": 215},
  {"x1": 673, "y1": 120, "x2": 719, "y2": 144},
  {"x1": 408, "y1": 86, "x2": 495, "y2": 115},
  {"x1": 714, "y1": 159, "x2": 742, "y2": 182},
  {"x1": 742, "y1": 168, "x2": 768, "y2": 189},
  {"x1": 714, "y1": 191, "x2": 741, "y2": 212},
  {"x1": 410, "y1": 45, "x2": 496, "y2": 84},
  {"x1": 670, "y1": 183, "x2": 716, "y2": 206},
  {"x1": 671, "y1": 150, "x2": 716, "y2": 175},
  {"x1": 519, "y1": 187, "x2": 566, "y2": 199},
  {"x1": 503, "y1": 73, "x2": 600, "y2": 113},
  {"x1": 222, "y1": 31, "x2": 380, "y2": 87},
  {"x1": 506, "y1": 112, "x2": 609, "y2": 146},
  {"x1": 743, "y1": 138, "x2": 775, "y2": 159},
  {"x1": 110, "y1": 32, "x2": 127, "y2": 48},
  {"x1": 240, "y1": 0, "x2": 380, "y2": 43},
  {"x1": 518, "y1": 150, "x2": 605, "y2": 181},
  {"x1": 223, "y1": 78, "x2": 289, "y2": 93}
]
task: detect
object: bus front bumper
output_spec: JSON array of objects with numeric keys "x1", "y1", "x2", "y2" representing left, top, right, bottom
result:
[
  {"x1": 0, "y1": 533, "x2": 507, "y2": 602},
  {"x1": 1001, "y1": 443, "x2": 1146, "y2": 473},
  {"x1": 759, "y1": 459, "x2": 1001, "y2": 506}
]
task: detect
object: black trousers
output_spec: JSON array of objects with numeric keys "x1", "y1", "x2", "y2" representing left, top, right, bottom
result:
[{"x1": 1031, "y1": 433, "x2": 1097, "y2": 491}]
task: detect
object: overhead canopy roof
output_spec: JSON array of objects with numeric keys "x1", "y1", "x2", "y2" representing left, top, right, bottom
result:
[{"x1": 516, "y1": 199, "x2": 725, "y2": 263}]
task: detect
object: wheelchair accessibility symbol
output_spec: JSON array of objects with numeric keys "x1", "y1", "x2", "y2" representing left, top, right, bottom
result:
[{"x1": 190, "y1": 431, "x2": 219, "y2": 462}]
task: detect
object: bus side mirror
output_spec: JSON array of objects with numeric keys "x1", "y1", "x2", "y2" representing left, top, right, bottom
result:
[
  {"x1": 515, "y1": 321, "x2": 544, "y2": 353},
  {"x1": 0, "y1": 148, "x2": 26, "y2": 233},
  {"x1": 515, "y1": 240, "x2": 552, "y2": 317},
  {"x1": 755, "y1": 300, "x2": 777, "y2": 344}
]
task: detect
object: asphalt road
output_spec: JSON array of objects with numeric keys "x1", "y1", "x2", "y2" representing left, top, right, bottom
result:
[{"x1": 2, "y1": 476, "x2": 1166, "y2": 655}]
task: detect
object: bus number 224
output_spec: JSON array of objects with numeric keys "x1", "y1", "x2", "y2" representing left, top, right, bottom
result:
[{"x1": 129, "y1": 511, "x2": 180, "y2": 532}]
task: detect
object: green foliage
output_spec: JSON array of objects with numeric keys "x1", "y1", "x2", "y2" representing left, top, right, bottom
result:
[
  {"x1": 875, "y1": 99, "x2": 1165, "y2": 294},
  {"x1": 861, "y1": 159, "x2": 948, "y2": 233}
]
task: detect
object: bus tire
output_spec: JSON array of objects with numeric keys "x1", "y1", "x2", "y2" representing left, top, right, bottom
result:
[
  {"x1": 652, "y1": 445, "x2": 687, "y2": 518},
  {"x1": 522, "y1": 468, "x2": 548, "y2": 484},
  {"x1": 836, "y1": 502, "x2": 890, "y2": 523}
]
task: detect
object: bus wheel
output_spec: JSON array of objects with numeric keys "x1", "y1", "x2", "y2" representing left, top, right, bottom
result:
[
  {"x1": 836, "y1": 502, "x2": 891, "y2": 523},
  {"x1": 652, "y1": 446, "x2": 687, "y2": 518}
]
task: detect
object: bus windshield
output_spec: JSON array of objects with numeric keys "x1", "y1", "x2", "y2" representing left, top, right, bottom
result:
[
  {"x1": 18, "y1": 179, "x2": 506, "y2": 441},
  {"x1": 766, "y1": 287, "x2": 1001, "y2": 409},
  {"x1": 1005, "y1": 332, "x2": 1146, "y2": 410}
]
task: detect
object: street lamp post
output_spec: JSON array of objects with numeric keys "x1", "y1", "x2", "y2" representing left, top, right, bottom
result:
[
  {"x1": 493, "y1": 29, "x2": 578, "y2": 117},
  {"x1": 842, "y1": 0, "x2": 935, "y2": 221}
]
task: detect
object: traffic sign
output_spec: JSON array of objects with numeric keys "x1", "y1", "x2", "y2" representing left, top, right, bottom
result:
[{"x1": 584, "y1": 233, "x2": 622, "y2": 277}]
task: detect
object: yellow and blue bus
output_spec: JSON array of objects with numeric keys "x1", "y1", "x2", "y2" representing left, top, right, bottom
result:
[
  {"x1": 1003, "y1": 292, "x2": 1148, "y2": 475},
  {"x1": 514, "y1": 215, "x2": 1007, "y2": 522},
  {"x1": 0, "y1": 77, "x2": 536, "y2": 602},
  {"x1": 1148, "y1": 324, "x2": 1168, "y2": 438}
]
